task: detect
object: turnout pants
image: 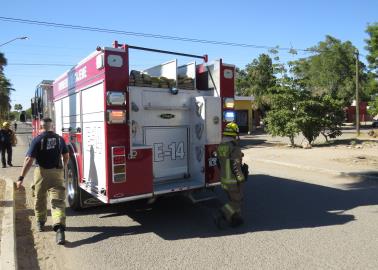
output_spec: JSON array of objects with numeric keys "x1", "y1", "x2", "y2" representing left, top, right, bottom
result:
[
  {"x1": 1, "y1": 144, "x2": 12, "y2": 166},
  {"x1": 221, "y1": 182, "x2": 244, "y2": 222},
  {"x1": 33, "y1": 167, "x2": 66, "y2": 227}
]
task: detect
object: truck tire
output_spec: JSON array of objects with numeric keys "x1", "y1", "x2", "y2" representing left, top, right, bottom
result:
[{"x1": 66, "y1": 159, "x2": 82, "y2": 211}]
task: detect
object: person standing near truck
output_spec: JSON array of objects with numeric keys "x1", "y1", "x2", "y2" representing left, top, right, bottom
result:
[
  {"x1": 0, "y1": 121, "x2": 17, "y2": 168},
  {"x1": 214, "y1": 122, "x2": 246, "y2": 228},
  {"x1": 16, "y1": 118, "x2": 69, "y2": 245}
]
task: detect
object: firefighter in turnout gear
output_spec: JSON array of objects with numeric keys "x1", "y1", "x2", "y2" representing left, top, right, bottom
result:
[
  {"x1": 17, "y1": 118, "x2": 69, "y2": 245},
  {"x1": 0, "y1": 121, "x2": 17, "y2": 167},
  {"x1": 214, "y1": 122, "x2": 246, "y2": 228}
]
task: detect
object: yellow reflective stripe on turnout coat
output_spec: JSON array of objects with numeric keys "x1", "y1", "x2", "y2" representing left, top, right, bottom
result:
[{"x1": 216, "y1": 137, "x2": 245, "y2": 189}]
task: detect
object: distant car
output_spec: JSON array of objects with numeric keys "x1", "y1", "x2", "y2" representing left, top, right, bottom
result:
[{"x1": 372, "y1": 120, "x2": 378, "y2": 128}]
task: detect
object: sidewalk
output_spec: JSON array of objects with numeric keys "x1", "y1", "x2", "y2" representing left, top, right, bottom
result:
[
  {"x1": 0, "y1": 177, "x2": 17, "y2": 270},
  {"x1": 0, "y1": 131, "x2": 33, "y2": 270}
]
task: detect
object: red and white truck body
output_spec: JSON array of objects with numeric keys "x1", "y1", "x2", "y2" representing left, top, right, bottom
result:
[{"x1": 34, "y1": 42, "x2": 236, "y2": 208}]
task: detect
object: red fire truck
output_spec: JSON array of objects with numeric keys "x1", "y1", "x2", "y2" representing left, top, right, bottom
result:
[
  {"x1": 31, "y1": 80, "x2": 54, "y2": 138},
  {"x1": 31, "y1": 41, "x2": 236, "y2": 210}
]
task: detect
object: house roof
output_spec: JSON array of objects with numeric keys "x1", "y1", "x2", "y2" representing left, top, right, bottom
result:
[{"x1": 234, "y1": 95, "x2": 255, "y2": 101}]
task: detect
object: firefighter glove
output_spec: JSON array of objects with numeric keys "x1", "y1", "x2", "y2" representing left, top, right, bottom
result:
[{"x1": 241, "y1": 163, "x2": 249, "y2": 181}]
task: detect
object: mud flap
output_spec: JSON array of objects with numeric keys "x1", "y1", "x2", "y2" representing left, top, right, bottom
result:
[
  {"x1": 79, "y1": 189, "x2": 103, "y2": 209},
  {"x1": 186, "y1": 189, "x2": 218, "y2": 204}
]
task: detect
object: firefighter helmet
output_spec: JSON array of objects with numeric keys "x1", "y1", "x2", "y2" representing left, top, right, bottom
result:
[
  {"x1": 2, "y1": 122, "x2": 10, "y2": 128},
  {"x1": 223, "y1": 122, "x2": 239, "y2": 137}
]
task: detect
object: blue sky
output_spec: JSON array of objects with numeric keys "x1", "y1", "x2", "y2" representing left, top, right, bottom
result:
[{"x1": 1, "y1": 0, "x2": 377, "y2": 110}]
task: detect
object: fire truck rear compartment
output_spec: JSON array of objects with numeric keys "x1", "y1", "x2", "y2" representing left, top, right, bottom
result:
[
  {"x1": 144, "y1": 126, "x2": 205, "y2": 195},
  {"x1": 144, "y1": 126, "x2": 189, "y2": 182},
  {"x1": 129, "y1": 85, "x2": 221, "y2": 194}
]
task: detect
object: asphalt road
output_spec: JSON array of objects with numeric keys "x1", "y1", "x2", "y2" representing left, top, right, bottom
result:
[
  {"x1": 58, "y1": 165, "x2": 378, "y2": 270},
  {"x1": 8, "y1": 123, "x2": 378, "y2": 270}
]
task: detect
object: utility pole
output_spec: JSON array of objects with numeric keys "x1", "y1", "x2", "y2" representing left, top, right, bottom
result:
[{"x1": 355, "y1": 49, "x2": 360, "y2": 136}]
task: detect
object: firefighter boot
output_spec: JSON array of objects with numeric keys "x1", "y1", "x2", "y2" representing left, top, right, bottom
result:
[
  {"x1": 54, "y1": 225, "x2": 65, "y2": 245},
  {"x1": 36, "y1": 221, "x2": 45, "y2": 232},
  {"x1": 230, "y1": 213, "x2": 244, "y2": 228},
  {"x1": 213, "y1": 210, "x2": 228, "y2": 230}
]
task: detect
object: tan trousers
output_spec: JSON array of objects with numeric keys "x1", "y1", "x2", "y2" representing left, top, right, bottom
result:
[
  {"x1": 221, "y1": 182, "x2": 244, "y2": 222},
  {"x1": 33, "y1": 167, "x2": 66, "y2": 226}
]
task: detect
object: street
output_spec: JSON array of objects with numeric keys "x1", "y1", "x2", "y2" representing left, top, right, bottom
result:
[{"x1": 3, "y1": 122, "x2": 378, "y2": 270}]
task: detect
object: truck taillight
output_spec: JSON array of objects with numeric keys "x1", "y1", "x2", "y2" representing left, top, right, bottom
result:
[
  {"x1": 113, "y1": 147, "x2": 125, "y2": 155},
  {"x1": 107, "y1": 91, "x2": 126, "y2": 106},
  {"x1": 113, "y1": 156, "x2": 125, "y2": 164},
  {"x1": 223, "y1": 98, "x2": 235, "y2": 109},
  {"x1": 107, "y1": 110, "x2": 126, "y2": 124},
  {"x1": 111, "y1": 146, "x2": 126, "y2": 183}
]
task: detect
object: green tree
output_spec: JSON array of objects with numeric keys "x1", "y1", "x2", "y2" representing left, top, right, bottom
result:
[
  {"x1": 364, "y1": 71, "x2": 378, "y2": 97},
  {"x1": 0, "y1": 75, "x2": 13, "y2": 120},
  {"x1": 295, "y1": 95, "x2": 324, "y2": 145},
  {"x1": 290, "y1": 35, "x2": 367, "y2": 105},
  {"x1": 235, "y1": 54, "x2": 276, "y2": 110},
  {"x1": 264, "y1": 86, "x2": 300, "y2": 146},
  {"x1": 9, "y1": 111, "x2": 19, "y2": 121},
  {"x1": 25, "y1": 107, "x2": 32, "y2": 121},
  {"x1": 365, "y1": 23, "x2": 378, "y2": 115},
  {"x1": 365, "y1": 23, "x2": 378, "y2": 73},
  {"x1": 318, "y1": 95, "x2": 344, "y2": 142},
  {"x1": 368, "y1": 96, "x2": 378, "y2": 117},
  {"x1": 0, "y1": 53, "x2": 7, "y2": 71},
  {"x1": 14, "y1": 104, "x2": 23, "y2": 112},
  {"x1": 235, "y1": 68, "x2": 249, "y2": 96},
  {"x1": 0, "y1": 52, "x2": 13, "y2": 121}
]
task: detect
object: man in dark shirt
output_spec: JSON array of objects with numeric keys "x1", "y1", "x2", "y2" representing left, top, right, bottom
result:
[
  {"x1": 17, "y1": 118, "x2": 69, "y2": 245},
  {"x1": 0, "y1": 121, "x2": 16, "y2": 168}
]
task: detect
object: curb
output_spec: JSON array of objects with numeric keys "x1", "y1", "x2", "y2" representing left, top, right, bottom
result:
[
  {"x1": 252, "y1": 158, "x2": 378, "y2": 181},
  {"x1": 0, "y1": 177, "x2": 17, "y2": 270}
]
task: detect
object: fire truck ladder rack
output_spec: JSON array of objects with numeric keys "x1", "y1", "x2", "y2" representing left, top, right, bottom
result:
[{"x1": 112, "y1": 41, "x2": 208, "y2": 62}]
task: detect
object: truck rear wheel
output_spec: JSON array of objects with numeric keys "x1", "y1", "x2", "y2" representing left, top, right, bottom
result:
[{"x1": 66, "y1": 159, "x2": 82, "y2": 211}]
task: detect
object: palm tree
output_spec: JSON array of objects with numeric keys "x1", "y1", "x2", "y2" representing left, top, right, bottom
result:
[
  {"x1": 0, "y1": 52, "x2": 7, "y2": 71},
  {"x1": 0, "y1": 53, "x2": 12, "y2": 121}
]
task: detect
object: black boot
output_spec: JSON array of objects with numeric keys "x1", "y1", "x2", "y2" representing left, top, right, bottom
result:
[
  {"x1": 213, "y1": 210, "x2": 228, "y2": 230},
  {"x1": 54, "y1": 225, "x2": 65, "y2": 245},
  {"x1": 230, "y1": 214, "x2": 244, "y2": 228},
  {"x1": 36, "y1": 221, "x2": 45, "y2": 232}
]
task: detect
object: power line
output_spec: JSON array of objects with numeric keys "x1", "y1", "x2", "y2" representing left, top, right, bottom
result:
[
  {"x1": 0, "y1": 16, "x2": 367, "y2": 68},
  {"x1": 1, "y1": 16, "x2": 367, "y2": 58},
  {"x1": 8, "y1": 63, "x2": 73, "y2": 66},
  {"x1": 0, "y1": 16, "x2": 311, "y2": 53}
]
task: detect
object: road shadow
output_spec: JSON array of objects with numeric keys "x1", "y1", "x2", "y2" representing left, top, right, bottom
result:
[
  {"x1": 64, "y1": 173, "x2": 378, "y2": 246},
  {"x1": 315, "y1": 138, "x2": 378, "y2": 148},
  {"x1": 341, "y1": 171, "x2": 378, "y2": 189},
  {"x1": 239, "y1": 137, "x2": 280, "y2": 149},
  {"x1": 341, "y1": 124, "x2": 375, "y2": 131}
]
